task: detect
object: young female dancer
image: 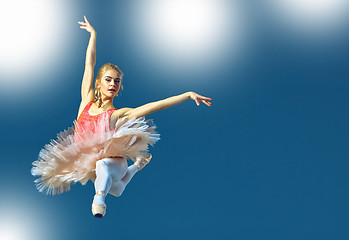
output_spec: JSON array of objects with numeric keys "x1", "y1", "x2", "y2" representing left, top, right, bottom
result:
[{"x1": 31, "y1": 16, "x2": 212, "y2": 218}]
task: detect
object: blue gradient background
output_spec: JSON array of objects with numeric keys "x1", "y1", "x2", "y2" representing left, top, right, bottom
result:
[{"x1": 0, "y1": 1, "x2": 348, "y2": 239}]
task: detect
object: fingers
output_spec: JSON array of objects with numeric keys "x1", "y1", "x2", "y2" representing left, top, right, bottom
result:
[
  {"x1": 192, "y1": 96, "x2": 200, "y2": 106},
  {"x1": 78, "y1": 20, "x2": 87, "y2": 29},
  {"x1": 199, "y1": 95, "x2": 212, "y2": 101},
  {"x1": 78, "y1": 16, "x2": 90, "y2": 26},
  {"x1": 84, "y1": 16, "x2": 92, "y2": 27},
  {"x1": 196, "y1": 97, "x2": 212, "y2": 107},
  {"x1": 78, "y1": 16, "x2": 94, "y2": 32},
  {"x1": 202, "y1": 100, "x2": 211, "y2": 107},
  {"x1": 194, "y1": 98, "x2": 212, "y2": 107},
  {"x1": 191, "y1": 93, "x2": 212, "y2": 107},
  {"x1": 79, "y1": 21, "x2": 87, "y2": 29}
]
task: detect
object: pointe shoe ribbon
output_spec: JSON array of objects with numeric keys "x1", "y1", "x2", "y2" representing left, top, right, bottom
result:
[
  {"x1": 135, "y1": 154, "x2": 152, "y2": 171},
  {"x1": 92, "y1": 191, "x2": 106, "y2": 218}
]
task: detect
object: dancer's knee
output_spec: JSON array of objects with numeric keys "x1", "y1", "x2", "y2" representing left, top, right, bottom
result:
[
  {"x1": 109, "y1": 181, "x2": 126, "y2": 197},
  {"x1": 96, "y1": 159, "x2": 107, "y2": 169},
  {"x1": 112, "y1": 191, "x2": 122, "y2": 197},
  {"x1": 95, "y1": 159, "x2": 109, "y2": 175}
]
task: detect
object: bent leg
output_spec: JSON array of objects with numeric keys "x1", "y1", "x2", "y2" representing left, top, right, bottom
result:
[
  {"x1": 109, "y1": 164, "x2": 138, "y2": 197},
  {"x1": 109, "y1": 155, "x2": 152, "y2": 197}
]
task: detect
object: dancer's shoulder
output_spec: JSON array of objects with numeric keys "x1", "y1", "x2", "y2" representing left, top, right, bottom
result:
[{"x1": 111, "y1": 107, "x2": 133, "y2": 119}]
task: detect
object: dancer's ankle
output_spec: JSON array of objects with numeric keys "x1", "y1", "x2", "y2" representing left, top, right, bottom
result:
[{"x1": 93, "y1": 191, "x2": 106, "y2": 205}]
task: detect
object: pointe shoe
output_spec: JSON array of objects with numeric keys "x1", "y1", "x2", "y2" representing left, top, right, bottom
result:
[
  {"x1": 92, "y1": 191, "x2": 106, "y2": 218},
  {"x1": 135, "y1": 154, "x2": 152, "y2": 171}
]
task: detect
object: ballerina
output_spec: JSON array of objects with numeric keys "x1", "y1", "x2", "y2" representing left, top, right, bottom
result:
[{"x1": 31, "y1": 16, "x2": 212, "y2": 218}]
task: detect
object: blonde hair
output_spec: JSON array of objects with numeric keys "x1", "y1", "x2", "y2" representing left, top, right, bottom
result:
[{"x1": 94, "y1": 63, "x2": 124, "y2": 107}]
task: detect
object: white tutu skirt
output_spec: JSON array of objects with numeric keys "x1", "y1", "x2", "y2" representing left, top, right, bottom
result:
[{"x1": 31, "y1": 115, "x2": 160, "y2": 195}]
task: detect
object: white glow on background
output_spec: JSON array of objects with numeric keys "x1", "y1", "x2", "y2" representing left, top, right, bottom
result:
[
  {"x1": 0, "y1": 219, "x2": 29, "y2": 240},
  {"x1": 146, "y1": 0, "x2": 227, "y2": 55},
  {"x1": 128, "y1": 0, "x2": 246, "y2": 75},
  {"x1": 0, "y1": 198, "x2": 51, "y2": 240},
  {"x1": 0, "y1": 0, "x2": 71, "y2": 93},
  {"x1": 268, "y1": 0, "x2": 349, "y2": 34}
]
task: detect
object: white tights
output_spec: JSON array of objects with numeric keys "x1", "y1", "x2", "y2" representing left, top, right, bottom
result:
[{"x1": 93, "y1": 157, "x2": 138, "y2": 204}]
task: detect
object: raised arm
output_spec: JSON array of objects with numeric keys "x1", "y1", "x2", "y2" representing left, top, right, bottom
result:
[
  {"x1": 123, "y1": 91, "x2": 212, "y2": 119},
  {"x1": 77, "y1": 16, "x2": 96, "y2": 116}
]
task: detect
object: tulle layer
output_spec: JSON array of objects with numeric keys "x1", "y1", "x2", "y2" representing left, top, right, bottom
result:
[{"x1": 31, "y1": 115, "x2": 160, "y2": 195}]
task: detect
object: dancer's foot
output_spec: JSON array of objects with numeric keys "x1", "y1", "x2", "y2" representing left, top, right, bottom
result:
[
  {"x1": 92, "y1": 191, "x2": 106, "y2": 218},
  {"x1": 134, "y1": 154, "x2": 152, "y2": 171}
]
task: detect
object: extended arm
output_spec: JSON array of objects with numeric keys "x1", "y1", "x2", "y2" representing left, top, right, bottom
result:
[
  {"x1": 77, "y1": 16, "x2": 96, "y2": 117},
  {"x1": 124, "y1": 91, "x2": 212, "y2": 119},
  {"x1": 79, "y1": 16, "x2": 96, "y2": 103}
]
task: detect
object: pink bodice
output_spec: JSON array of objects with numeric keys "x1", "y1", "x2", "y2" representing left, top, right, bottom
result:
[{"x1": 74, "y1": 102, "x2": 116, "y2": 136}]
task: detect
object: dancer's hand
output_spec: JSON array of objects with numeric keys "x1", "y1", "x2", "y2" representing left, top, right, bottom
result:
[
  {"x1": 78, "y1": 16, "x2": 96, "y2": 34},
  {"x1": 188, "y1": 91, "x2": 212, "y2": 107}
]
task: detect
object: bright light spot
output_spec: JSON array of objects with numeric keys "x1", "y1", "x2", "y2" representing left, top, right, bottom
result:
[
  {"x1": 0, "y1": 0, "x2": 71, "y2": 93},
  {"x1": 128, "y1": 0, "x2": 246, "y2": 78},
  {"x1": 268, "y1": 0, "x2": 349, "y2": 34},
  {"x1": 0, "y1": 198, "x2": 51, "y2": 240},
  {"x1": 0, "y1": 220, "x2": 29, "y2": 240},
  {"x1": 148, "y1": 0, "x2": 225, "y2": 54}
]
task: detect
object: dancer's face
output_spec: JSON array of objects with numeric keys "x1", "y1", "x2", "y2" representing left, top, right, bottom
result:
[{"x1": 98, "y1": 69, "x2": 122, "y2": 99}]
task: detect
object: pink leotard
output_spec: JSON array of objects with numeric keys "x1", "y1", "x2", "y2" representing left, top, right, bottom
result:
[{"x1": 75, "y1": 102, "x2": 116, "y2": 136}]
